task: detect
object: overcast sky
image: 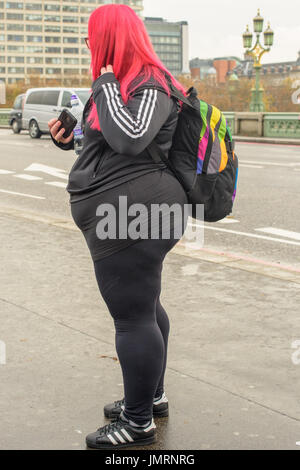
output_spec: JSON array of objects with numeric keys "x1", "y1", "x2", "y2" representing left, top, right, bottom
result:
[{"x1": 143, "y1": 0, "x2": 300, "y2": 64}]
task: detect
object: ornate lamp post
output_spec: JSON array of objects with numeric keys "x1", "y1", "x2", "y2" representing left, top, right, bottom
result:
[{"x1": 243, "y1": 9, "x2": 274, "y2": 112}]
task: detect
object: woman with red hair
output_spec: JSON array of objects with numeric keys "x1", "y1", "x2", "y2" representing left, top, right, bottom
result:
[{"x1": 49, "y1": 3, "x2": 188, "y2": 449}]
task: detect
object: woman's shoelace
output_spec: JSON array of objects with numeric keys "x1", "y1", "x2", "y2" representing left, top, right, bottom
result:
[
  {"x1": 114, "y1": 398, "x2": 125, "y2": 407},
  {"x1": 97, "y1": 417, "x2": 121, "y2": 435}
]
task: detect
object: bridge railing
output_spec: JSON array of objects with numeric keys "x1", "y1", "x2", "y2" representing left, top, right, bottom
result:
[
  {"x1": 0, "y1": 109, "x2": 11, "y2": 127},
  {"x1": 224, "y1": 112, "x2": 300, "y2": 139},
  {"x1": 1, "y1": 108, "x2": 300, "y2": 139}
]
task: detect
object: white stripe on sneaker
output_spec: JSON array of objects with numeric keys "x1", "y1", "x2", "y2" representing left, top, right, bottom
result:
[
  {"x1": 153, "y1": 392, "x2": 168, "y2": 405},
  {"x1": 107, "y1": 433, "x2": 118, "y2": 445},
  {"x1": 120, "y1": 428, "x2": 134, "y2": 442},
  {"x1": 114, "y1": 431, "x2": 126, "y2": 444},
  {"x1": 144, "y1": 419, "x2": 156, "y2": 433}
]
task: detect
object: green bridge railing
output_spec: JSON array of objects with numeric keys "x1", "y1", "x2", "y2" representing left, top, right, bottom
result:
[
  {"x1": 224, "y1": 112, "x2": 300, "y2": 139},
  {"x1": 0, "y1": 109, "x2": 11, "y2": 127},
  {"x1": 1, "y1": 108, "x2": 300, "y2": 139}
]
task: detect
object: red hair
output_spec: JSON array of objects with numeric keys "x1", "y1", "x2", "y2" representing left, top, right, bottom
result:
[{"x1": 86, "y1": 4, "x2": 187, "y2": 130}]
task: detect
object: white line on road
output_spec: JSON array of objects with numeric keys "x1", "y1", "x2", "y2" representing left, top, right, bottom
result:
[
  {"x1": 188, "y1": 222, "x2": 300, "y2": 247},
  {"x1": 0, "y1": 189, "x2": 45, "y2": 200},
  {"x1": 241, "y1": 160, "x2": 300, "y2": 168},
  {"x1": 0, "y1": 169, "x2": 14, "y2": 174},
  {"x1": 217, "y1": 218, "x2": 240, "y2": 224},
  {"x1": 0, "y1": 140, "x2": 34, "y2": 147},
  {"x1": 255, "y1": 227, "x2": 300, "y2": 241},
  {"x1": 14, "y1": 174, "x2": 43, "y2": 181},
  {"x1": 45, "y1": 181, "x2": 67, "y2": 188},
  {"x1": 25, "y1": 163, "x2": 68, "y2": 180},
  {"x1": 239, "y1": 164, "x2": 264, "y2": 169}
]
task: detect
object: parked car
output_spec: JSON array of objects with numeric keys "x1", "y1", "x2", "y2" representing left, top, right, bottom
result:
[
  {"x1": 22, "y1": 87, "x2": 91, "y2": 138},
  {"x1": 9, "y1": 93, "x2": 25, "y2": 134}
]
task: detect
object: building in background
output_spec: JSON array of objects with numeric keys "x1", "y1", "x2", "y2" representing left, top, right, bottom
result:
[
  {"x1": 190, "y1": 57, "x2": 241, "y2": 84},
  {"x1": 103, "y1": 0, "x2": 143, "y2": 16},
  {"x1": 144, "y1": 17, "x2": 189, "y2": 77},
  {"x1": 234, "y1": 51, "x2": 300, "y2": 84},
  {"x1": 0, "y1": 0, "x2": 144, "y2": 85},
  {"x1": 190, "y1": 51, "x2": 300, "y2": 85},
  {"x1": 0, "y1": 1, "x2": 190, "y2": 85}
]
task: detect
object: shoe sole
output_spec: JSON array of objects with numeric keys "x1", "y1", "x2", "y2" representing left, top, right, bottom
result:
[
  {"x1": 86, "y1": 435, "x2": 156, "y2": 449},
  {"x1": 104, "y1": 408, "x2": 169, "y2": 419}
]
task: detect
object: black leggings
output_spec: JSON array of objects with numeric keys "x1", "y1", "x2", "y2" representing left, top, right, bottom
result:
[{"x1": 94, "y1": 236, "x2": 179, "y2": 424}]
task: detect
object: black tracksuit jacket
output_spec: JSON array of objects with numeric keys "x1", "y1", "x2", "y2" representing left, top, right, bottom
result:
[{"x1": 51, "y1": 72, "x2": 180, "y2": 202}]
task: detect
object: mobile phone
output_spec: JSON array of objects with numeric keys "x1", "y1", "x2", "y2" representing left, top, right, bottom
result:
[{"x1": 57, "y1": 109, "x2": 77, "y2": 139}]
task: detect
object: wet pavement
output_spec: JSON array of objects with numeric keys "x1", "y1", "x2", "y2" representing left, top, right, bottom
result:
[{"x1": 0, "y1": 209, "x2": 300, "y2": 450}]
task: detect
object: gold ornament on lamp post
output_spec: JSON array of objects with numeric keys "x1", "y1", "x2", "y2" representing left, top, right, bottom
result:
[{"x1": 242, "y1": 9, "x2": 274, "y2": 112}]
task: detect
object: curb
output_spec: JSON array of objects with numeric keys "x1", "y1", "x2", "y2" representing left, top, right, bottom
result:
[
  {"x1": 1, "y1": 126, "x2": 299, "y2": 145},
  {"x1": 173, "y1": 241, "x2": 300, "y2": 285},
  {"x1": 234, "y1": 136, "x2": 300, "y2": 146}
]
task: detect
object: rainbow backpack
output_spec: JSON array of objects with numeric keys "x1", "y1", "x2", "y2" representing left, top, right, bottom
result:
[{"x1": 147, "y1": 84, "x2": 239, "y2": 222}]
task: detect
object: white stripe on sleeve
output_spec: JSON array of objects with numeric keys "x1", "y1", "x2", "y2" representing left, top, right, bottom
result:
[
  {"x1": 102, "y1": 84, "x2": 158, "y2": 139},
  {"x1": 110, "y1": 82, "x2": 148, "y2": 129}
]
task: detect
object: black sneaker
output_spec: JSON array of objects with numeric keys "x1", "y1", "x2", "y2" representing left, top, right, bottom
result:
[
  {"x1": 104, "y1": 392, "x2": 169, "y2": 419},
  {"x1": 86, "y1": 411, "x2": 156, "y2": 449}
]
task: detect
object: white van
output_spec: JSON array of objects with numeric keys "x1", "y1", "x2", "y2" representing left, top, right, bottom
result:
[{"x1": 22, "y1": 87, "x2": 91, "y2": 138}]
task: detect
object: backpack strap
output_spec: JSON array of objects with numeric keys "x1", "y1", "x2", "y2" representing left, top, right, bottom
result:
[
  {"x1": 134, "y1": 74, "x2": 196, "y2": 109},
  {"x1": 164, "y1": 75, "x2": 196, "y2": 109}
]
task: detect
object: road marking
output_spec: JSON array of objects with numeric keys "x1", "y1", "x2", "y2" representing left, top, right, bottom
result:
[
  {"x1": 239, "y1": 164, "x2": 264, "y2": 169},
  {"x1": 14, "y1": 174, "x2": 43, "y2": 181},
  {"x1": 0, "y1": 189, "x2": 45, "y2": 199},
  {"x1": 0, "y1": 169, "x2": 14, "y2": 174},
  {"x1": 217, "y1": 217, "x2": 240, "y2": 224},
  {"x1": 188, "y1": 222, "x2": 300, "y2": 247},
  {"x1": 45, "y1": 181, "x2": 67, "y2": 188},
  {"x1": 241, "y1": 160, "x2": 300, "y2": 168},
  {"x1": 0, "y1": 140, "x2": 34, "y2": 147},
  {"x1": 255, "y1": 227, "x2": 300, "y2": 241},
  {"x1": 25, "y1": 163, "x2": 68, "y2": 180}
]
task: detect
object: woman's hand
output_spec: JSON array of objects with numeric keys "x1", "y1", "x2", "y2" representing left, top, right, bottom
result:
[
  {"x1": 48, "y1": 118, "x2": 74, "y2": 144},
  {"x1": 101, "y1": 65, "x2": 114, "y2": 75}
]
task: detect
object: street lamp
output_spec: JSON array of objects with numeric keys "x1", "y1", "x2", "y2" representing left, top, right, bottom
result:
[
  {"x1": 264, "y1": 23, "x2": 274, "y2": 47},
  {"x1": 242, "y1": 9, "x2": 274, "y2": 112}
]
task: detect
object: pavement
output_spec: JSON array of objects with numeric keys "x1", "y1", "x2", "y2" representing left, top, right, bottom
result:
[{"x1": 0, "y1": 206, "x2": 300, "y2": 450}]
